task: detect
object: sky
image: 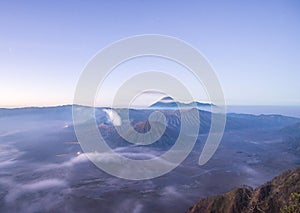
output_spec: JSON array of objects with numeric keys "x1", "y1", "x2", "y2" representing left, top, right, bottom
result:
[{"x1": 1, "y1": 0, "x2": 300, "y2": 107}]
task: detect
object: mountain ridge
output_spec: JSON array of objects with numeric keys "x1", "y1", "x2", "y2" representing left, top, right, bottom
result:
[
  {"x1": 187, "y1": 166, "x2": 300, "y2": 213},
  {"x1": 149, "y1": 96, "x2": 213, "y2": 109}
]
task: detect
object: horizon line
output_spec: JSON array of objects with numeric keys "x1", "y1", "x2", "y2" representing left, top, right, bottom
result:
[{"x1": 1, "y1": 103, "x2": 300, "y2": 110}]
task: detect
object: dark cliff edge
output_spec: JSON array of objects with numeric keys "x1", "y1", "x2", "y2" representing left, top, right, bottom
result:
[{"x1": 187, "y1": 167, "x2": 300, "y2": 213}]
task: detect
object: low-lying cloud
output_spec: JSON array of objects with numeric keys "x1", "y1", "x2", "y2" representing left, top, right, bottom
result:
[{"x1": 5, "y1": 178, "x2": 68, "y2": 203}]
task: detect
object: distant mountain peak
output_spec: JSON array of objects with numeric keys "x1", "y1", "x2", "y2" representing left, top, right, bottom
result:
[
  {"x1": 149, "y1": 96, "x2": 212, "y2": 109},
  {"x1": 160, "y1": 96, "x2": 174, "y2": 101}
]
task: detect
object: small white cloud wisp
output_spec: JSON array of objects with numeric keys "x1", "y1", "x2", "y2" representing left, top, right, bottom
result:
[{"x1": 103, "y1": 109, "x2": 122, "y2": 126}]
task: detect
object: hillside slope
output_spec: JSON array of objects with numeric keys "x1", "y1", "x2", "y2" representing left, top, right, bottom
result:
[{"x1": 187, "y1": 167, "x2": 300, "y2": 213}]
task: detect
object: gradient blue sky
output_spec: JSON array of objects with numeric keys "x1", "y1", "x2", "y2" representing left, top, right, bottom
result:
[{"x1": 1, "y1": 0, "x2": 300, "y2": 107}]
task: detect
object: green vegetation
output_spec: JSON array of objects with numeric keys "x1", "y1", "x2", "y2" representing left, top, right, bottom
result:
[{"x1": 281, "y1": 192, "x2": 300, "y2": 213}]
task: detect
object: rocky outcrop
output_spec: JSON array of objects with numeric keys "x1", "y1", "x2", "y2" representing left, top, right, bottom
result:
[{"x1": 187, "y1": 167, "x2": 300, "y2": 213}]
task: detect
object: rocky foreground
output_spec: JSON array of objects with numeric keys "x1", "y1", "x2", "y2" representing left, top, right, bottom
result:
[{"x1": 187, "y1": 167, "x2": 300, "y2": 213}]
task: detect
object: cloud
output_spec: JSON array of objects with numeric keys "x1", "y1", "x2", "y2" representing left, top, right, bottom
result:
[
  {"x1": 0, "y1": 130, "x2": 24, "y2": 137},
  {"x1": 115, "y1": 199, "x2": 144, "y2": 213},
  {"x1": 241, "y1": 165, "x2": 258, "y2": 176},
  {"x1": 132, "y1": 203, "x2": 143, "y2": 213},
  {"x1": 37, "y1": 147, "x2": 177, "y2": 180},
  {"x1": 103, "y1": 109, "x2": 122, "y2": 126},
  {"x1": 0, "y1": 144, "x2": 23, "y2": 168},
  {"x1": 5, "y1": 179, "x2": 67, "y2": 203},
  {"x1": 39, "y1": 153, "x2": 89, "y2": 170},
  {"x1": 161, "y1": 186, "x2": 182, "y2": 197},
  {"x1": 0, "y1": 159, "x2": 15, "y2": 167}
]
